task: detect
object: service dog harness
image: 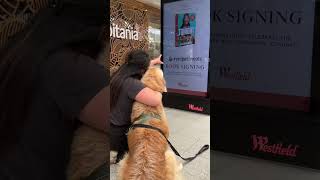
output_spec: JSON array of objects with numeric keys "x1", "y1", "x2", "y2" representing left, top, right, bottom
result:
[{"x1": 128, "y1": 113, "x2": 209, "y2": 162}]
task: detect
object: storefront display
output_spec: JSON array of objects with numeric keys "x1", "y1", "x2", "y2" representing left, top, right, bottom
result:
[{"x1": 212, "y1": 0, "x2": 320, "y2": 170}]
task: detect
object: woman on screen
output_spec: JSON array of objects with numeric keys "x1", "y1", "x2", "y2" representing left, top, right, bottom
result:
[{"x1": 180, "y1": 13, "x2": 191, "y2": 28}]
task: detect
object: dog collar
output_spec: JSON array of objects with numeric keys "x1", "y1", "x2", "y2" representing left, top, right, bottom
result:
[{"x1": 133, "y1": 113, "x2": 161, "y2": 125}]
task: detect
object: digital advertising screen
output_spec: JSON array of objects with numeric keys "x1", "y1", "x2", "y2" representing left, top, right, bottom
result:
[
  {"x1": 211, "y1": 0, "x2": 316, "y2": 112},
  {"x1": 163, "y1": 0, "x2": 210, "y2": 97}
]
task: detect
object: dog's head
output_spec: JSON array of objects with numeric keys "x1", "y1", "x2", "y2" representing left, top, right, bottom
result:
[{"x1": 141, "y1": 67, "x2": 167, "y2": 93}]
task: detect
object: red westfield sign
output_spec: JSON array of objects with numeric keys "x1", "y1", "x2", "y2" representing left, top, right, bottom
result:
[{"x1": 251, "y1": 135, "x2": 299, "y2": 157}]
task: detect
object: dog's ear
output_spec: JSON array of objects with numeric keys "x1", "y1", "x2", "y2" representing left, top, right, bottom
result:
[
  {"x1": 158, "y1": 69, "x2": 167, "y2": 93},
  {"x1": 142, "y1": 68, "x2": 167, "y2": 93},
  {"x1": 163, "y1": 80, "x2": 167, "y2": 92},
  {"x1": 160, "y1": 70, "x2": 167, "y2": 93}
]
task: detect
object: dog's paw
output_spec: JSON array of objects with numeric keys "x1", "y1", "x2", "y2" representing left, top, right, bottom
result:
[
  {"x1": 110, "y1": 157, "x2": 117, "y2": 164},
  {"x1": 110, "y1": 151, "x2": 118, "y2": 164},
  {"x1": 177, "y1": 162, "x2": 183, "y2": 171}
]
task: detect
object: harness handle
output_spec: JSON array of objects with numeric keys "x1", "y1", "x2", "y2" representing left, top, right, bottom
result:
[{"x1": 129, "y1": 124, "x2": 209, "y2": 162}]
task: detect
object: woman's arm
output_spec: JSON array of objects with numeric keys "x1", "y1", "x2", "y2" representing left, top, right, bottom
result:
[
  {"x1": 135, "y1": 87, "x2": 162, "y2": 107},
  {"x1": 79, "y1": 86, "x2": 109, "y2": 133}
]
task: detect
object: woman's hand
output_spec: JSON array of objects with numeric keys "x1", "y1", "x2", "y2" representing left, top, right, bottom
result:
[{"x1": 150, "y1": 54, "x2": 163, "y2": 67}]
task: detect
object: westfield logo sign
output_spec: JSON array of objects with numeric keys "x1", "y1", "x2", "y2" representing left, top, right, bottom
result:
[
  {"x1": 251, "y1": 135, "x2": 299, "y2": 157},
  {"x1": 188, "y1": 104, "x2": 204, "y2": 112}
]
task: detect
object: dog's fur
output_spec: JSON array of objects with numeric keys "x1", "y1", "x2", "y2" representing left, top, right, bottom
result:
[
  {"x1": 67, "y1": 125, "x2": 108, "y2": 180},
  {"x1": 117, "y1": 67, "x2": 183, "y2": 180}
]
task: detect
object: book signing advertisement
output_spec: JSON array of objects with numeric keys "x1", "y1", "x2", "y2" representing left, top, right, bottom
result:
[
  {"x1": 211, "y1": 0, "x2": 315, "y2": 112},
  {"x1": 162, "y1": 0, "x2": 211, "y2": 114},
  {"x1": 211, "y1": 0, "x2": 320, "y2": 169},
  {"x1": 163, "y1": 0, "x2": 210, "y2": 97}
]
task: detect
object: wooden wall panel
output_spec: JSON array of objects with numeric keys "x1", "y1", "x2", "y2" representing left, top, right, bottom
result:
[
  {"x1": 110, "y1": 0, "x2": 149, "y2": 74},
  {"x1": 0, "y1": 0, "x2": 49, "y2": 49}
]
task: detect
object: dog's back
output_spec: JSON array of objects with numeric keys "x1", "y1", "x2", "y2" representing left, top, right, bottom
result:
[
  {"x1": 118, "y1": 68, "x2": 182, "y2": 180},
  {"x1": 119, "y1": 99, "x2": 169, "y2": 179},
  {"x1": 120, "y1": 116, "x2": 168, "y2": 179}
]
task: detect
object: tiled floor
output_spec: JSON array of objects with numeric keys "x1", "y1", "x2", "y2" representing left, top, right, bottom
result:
[
  {"x1": 110, "y1": 107, "x2": 210, "y2": 180},
  {"x1": 212, "y1": 151, "x2": 320, "y2": 180},
  {"x1": 110, "y1": 108, "x2": 320, "y2": 180}
]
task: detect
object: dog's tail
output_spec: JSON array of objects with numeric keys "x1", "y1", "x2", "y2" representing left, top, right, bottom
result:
[
  {"x1": 165, "y1": 150, "x2": 183, "y2": 180},
  {"x1": 125, "y1": 135, "x2": 167, "y2": 180}
]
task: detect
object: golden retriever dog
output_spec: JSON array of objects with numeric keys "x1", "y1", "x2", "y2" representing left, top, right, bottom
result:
[
  {"x1": 67, "y1": 125, "x2": 108, "y2": 180},
  {"x1": 117, "y1": 67, "x2": 183, "y2": 180}
]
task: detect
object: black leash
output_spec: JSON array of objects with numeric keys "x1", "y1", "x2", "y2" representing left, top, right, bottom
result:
[{"x1": 129, "y1": 123, "x2": 209, "y2": 162}]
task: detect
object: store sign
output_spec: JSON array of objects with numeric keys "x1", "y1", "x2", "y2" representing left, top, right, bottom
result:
[
  {"x1": 188, "y1": 104, "x2": 204, "y2": 112},
  {"x1": 213, "y1": 9, "x2": 303, "y2": 25},
  {"x1": 251, "y1": 135, "x2": 299, "y2": 157},
  {"x1": 163, "y1": 0, "x2": 210, "y2": 97},
  {"x1": 110, "y1": 0, "x2": 148, "y2": 73},
  {"x1": 110, "y1": 23, "x2": 139, "y2": 40},
  {"x1": 211, "y1": 0, "x2": 315, "y2": 111}
]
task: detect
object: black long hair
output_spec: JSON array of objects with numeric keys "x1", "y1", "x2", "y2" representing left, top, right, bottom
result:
[
  {"x1": 110, "y1": 50, "x2": 150, "y2": 108},
  {"x1": 0, "y1": 0, "x2": 107, "y2": 154},
  {"x1": 180, "y1": 13, "x2": 191, "y2": 28}
]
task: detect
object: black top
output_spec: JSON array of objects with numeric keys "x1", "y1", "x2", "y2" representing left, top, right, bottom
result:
[
  {"x1": 110, "y1": 77, "x2": 145, "y2": 126},
  {"x1": 0, "y1": 50, "x2": 108, "y2": 180}
]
